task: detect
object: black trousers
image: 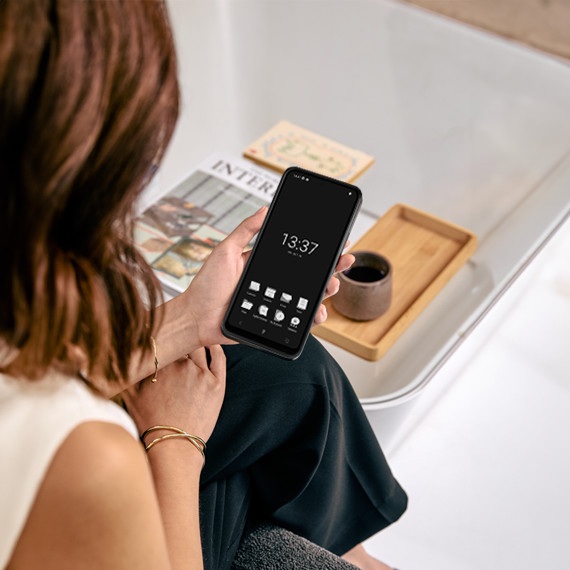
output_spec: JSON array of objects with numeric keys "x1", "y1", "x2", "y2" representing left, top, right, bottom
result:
[{"x1": 199, "y1": 335, "x2": 407, "y2": 570}]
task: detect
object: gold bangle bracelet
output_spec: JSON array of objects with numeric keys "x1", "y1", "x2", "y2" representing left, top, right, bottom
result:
[
  {"x1": 140, "y1": 425, "x2": 206, "y2": 450},
  {"x1": 141, "y1": 424, "x2": 184, "y2": 441},
  {"x1": 144, "y1": 433, "x2": 206, "y2": 466},
  {"x1": 150, "y1": 336, "x2": 158, "y2": 383}
]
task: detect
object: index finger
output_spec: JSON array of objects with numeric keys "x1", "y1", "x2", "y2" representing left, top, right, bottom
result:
[
  {"x1": 335, "y1": 252, "x2": 355, "y2": 274},
  {"x1": 221, "y1": 206, "x2": 267, "y2": 253},
  {"x1": 207, "y1": 344, "x2": 226, "y2": 380}
]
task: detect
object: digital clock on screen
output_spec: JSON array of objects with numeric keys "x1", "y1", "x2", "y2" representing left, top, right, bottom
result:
[{"x1": 281, "y1": 233, "x2": 319, "y2": 254}]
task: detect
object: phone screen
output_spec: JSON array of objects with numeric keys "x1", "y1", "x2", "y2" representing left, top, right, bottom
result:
[{"x1": 222, "y1": 167, "x2": 362, "y2": 359}]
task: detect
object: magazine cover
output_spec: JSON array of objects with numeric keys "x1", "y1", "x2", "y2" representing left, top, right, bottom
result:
[{"x1": 134, "y1": 152, "x2": 280, "y2": 294}]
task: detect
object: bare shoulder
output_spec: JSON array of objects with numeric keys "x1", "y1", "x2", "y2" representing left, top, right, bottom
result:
[{"x1": 9, "y1": 422, "x2": 170, "y2": 570}]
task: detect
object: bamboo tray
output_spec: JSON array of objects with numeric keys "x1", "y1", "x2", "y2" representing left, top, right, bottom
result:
[{"x1": 313, "y1": 204, "x2": 478, "y2": 361}]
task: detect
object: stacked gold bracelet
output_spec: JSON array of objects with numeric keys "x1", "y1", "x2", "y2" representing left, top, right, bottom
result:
[
  {"x1": 150, "y1": 336, "x2": 158, "y2": 383},
  {"x1": 141, "y1": 425, "x2": 206, "y2": 466}
]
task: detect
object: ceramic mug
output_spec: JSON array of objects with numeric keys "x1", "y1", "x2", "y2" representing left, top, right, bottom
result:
[{"x1": 332, "y1": 251, "x2": 392, "y2": 321}]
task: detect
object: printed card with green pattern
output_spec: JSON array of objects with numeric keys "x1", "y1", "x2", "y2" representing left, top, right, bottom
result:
[{"x1": 243, "y1": 120, "x2": 374, "y2": 183}]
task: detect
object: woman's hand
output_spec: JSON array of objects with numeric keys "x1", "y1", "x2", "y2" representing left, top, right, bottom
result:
[
  {"x1": 123, "y1": 209, "x2": 267, "y2": 391},
  {"x1": 139, "y1": 209, "x2": 357, "y2": 389},
  {"x1": 314, "y1": 248, "x2": 355, "y2": 325},
  {"x1": 123, "y1": 347, "x2": 226, "y2": 568},
  {"x1": 180, "y1": 208, "x2": 355, "y2": 345},
  {"x1": 182, "y1": 207, "x2": 268, "y2": 348},
  {"x1": 123, "y1": 345, "x2": 226, "y2": 442}
]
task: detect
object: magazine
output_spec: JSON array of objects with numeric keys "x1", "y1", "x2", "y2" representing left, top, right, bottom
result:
[{"x1": 134, "y1": 152, "x2": 281, "y2": 294}]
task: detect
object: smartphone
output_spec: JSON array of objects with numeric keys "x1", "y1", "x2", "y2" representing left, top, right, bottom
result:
[{"x1": 222, "y1": 166, "x2": 362, "y2": 359}]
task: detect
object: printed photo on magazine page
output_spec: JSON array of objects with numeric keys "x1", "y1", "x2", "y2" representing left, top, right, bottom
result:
[{"x1": 134, "y1": 152, "x2": 280, "y2": 294}]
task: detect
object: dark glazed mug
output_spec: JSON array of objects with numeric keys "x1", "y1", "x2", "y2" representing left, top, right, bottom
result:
[{"x1": 332, "y1": 251, "x2": 392, "y2": 321}]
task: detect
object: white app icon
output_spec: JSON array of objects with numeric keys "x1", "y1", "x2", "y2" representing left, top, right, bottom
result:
[
  {"x1": 297, "y1": 297, "x2": 308, "y2": 310},
  {"x1": 290, "y1": 317, "x2": 300, "y2": 327},
  {"x1": 274, "y1": 310, "x2": 285, "y2": 322},
  {"x1": 265, "y1": 287, "x2": 276, "y2": 299},
  {"x1": 280, "y1": 292, "x2": 292, "y2": 303},
  {"x1": 249, "y1": 280, "x2": 260, "y2": 292},
  {"x1": 258, "y1": 305, "x2": 269, "y2": 317},
  {"x1": 241, "y1": 300, "x2": 253, "y2": 311}
]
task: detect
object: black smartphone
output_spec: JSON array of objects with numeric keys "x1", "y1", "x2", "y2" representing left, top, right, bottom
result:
[{"x1": 221, "y1": 166, "x2": 362, "y2": 359}]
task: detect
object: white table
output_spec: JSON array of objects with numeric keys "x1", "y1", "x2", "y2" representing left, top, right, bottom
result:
[{"x1": 158, "y1": 0, "x2": 570, "y2": 448}]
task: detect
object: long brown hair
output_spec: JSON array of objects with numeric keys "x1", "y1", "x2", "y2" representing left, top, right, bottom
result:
[{"x1": 0, "y1": 0, "x2": 180, "y2": 383}]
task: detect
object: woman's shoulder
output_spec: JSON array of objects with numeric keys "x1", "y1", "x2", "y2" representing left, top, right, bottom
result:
[
  {"x1": 7, "y1": 420, "x2": 165, "y2": 569},
  {"x1": 0, "y1": 371, "x2": 140, "y2": 568}
]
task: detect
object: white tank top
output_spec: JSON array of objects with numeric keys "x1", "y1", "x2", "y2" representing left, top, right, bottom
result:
[{"x1": 0, "y1": 370, "x2": 138, "y2": 569}]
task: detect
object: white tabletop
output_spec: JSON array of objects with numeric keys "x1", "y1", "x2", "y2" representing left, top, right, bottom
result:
[{"x1": 159, "y1": 0, "x2": 570, "y2": 407}]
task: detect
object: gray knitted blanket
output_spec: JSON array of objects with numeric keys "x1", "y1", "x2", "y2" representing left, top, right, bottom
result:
[{"x1": 231, "y1": 525, "x2": 359, "y2": 570}]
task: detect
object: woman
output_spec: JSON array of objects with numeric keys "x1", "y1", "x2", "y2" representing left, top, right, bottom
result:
[{"x1": 0, "y1": 1, "x2": 406, "y2": 569}]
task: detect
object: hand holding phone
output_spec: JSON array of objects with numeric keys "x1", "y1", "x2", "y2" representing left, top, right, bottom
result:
[
  {"x1": 180, "y1": 206, "x2": 268, "y2": 349},
  {"x1": 222, "y1": 167, "x2": 362, "y2": 359}
]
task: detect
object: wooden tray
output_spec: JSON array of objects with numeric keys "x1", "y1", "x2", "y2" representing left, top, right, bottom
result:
[{"x1": 313, "y1": 204, "x2": 478, "y2": 361}]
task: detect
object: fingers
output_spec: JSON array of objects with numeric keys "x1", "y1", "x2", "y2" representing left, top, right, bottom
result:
[
  {"x1": 241, "y1": 248, "x2": 253, "y2": 264},
  {"x1": 318, "y1": 252, "x2": 353, "y2": 303},
  {"x1": 335, "y1": 252, "x2": 355, "y2": 274},
  {"x1": 223, "y1": 206, "x2": 267, "y2": 252},
  {"x1": 324, "y1": 275, "x2": 340, "y2": 299},
  {"x1": 313, "y1": 304, "x2": 328, "y2": 326},
  {"x1": 187, "y1": 347, "x2": 208, "y2": 370},
  {"x1": 207, "y1": 344, "x2": 226, "y2": 380},
  {"x1": 186, "y1": 346, "x2": 226, "y2": 381},
  {"x1": 317, "y1": 251, "x2": 354, "y2": 322}
]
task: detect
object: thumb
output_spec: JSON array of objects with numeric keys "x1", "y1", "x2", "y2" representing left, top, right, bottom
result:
[{"x1": 223, "y1": 206, "x2": 267, "y2": 251}]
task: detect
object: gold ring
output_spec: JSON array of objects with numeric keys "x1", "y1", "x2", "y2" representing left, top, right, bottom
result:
[{"x1": 185, "y1": 354, "x2": 191, "y2": 359}]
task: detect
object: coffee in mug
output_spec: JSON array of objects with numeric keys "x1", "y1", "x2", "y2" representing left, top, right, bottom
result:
[{"x1": 332, "y1": 251, "x2": 392, "y2": 321}]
